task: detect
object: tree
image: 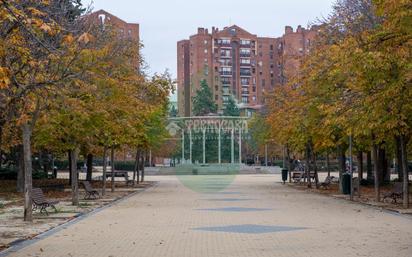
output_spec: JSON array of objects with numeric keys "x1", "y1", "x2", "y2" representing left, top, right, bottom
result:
[
  {"x1": 223, "y1": 96, "x2": 240, "y2": 116},
  {"x1": 192, "y1": 80, "x2": 217, "y2": 116}
]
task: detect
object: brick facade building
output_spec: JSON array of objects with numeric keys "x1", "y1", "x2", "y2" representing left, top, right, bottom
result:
[
  {"x1": 177, "y1": 25, "x2": 318, "y2": 117},
  {"x1": 87, "y1": 10, "x2": 140, "y2": 70}
]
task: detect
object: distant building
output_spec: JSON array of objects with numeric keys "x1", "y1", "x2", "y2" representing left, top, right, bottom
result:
[
  {"x1": 177, "y1": 25, "x2": 318, "y2": 117},
  {"x1": 87, "y1": 10, "x2": 140, "y2": 70}
]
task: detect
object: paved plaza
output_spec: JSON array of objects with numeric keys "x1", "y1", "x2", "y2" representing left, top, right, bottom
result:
[{"x1": 3, "y1": 175, "x2": 412, "y2": 257}]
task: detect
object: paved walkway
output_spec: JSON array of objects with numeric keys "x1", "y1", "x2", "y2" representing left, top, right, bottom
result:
[{"x1": 3, "y1": 175, "x2": 412, "y2": 257}]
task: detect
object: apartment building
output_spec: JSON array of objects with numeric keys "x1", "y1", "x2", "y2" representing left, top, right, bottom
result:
[
  {"x1": 87, "y1": 10, "x2": 140, "y2": 70},
  {"x1": 177, "y1": 25, "x2": 319, "y2": 117}
]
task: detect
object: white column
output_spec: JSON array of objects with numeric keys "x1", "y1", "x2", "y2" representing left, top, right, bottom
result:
[
  {"x1": 238, "y1": 128, "x2": 242, "y2": 164},
  {"x1": 189, "y1": 128, "x2": 192, "y2": 164},
  {"x1": 231, "y1": 128, "x2": 234, "y2": 164},
  {"x1": 202, "y1": 129, "x2": 206, "y2": 164},
  {"x1": 218, "y1": 125, "x2": 221, "y2": 164},
  {"x1": 181, "y1": 130, "x2": 185, "y2": 163}
]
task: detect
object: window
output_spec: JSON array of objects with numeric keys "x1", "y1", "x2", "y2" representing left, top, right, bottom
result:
[
  {"x1": 220, "y1": 38, "x2": 230, "y2": 45},
  {"x1": 262, "y1": 79, "x2": 266, "y2": 87},
  {"x1": 240, "y1": 39, "x2": 251, "y2": 46},
  {"x1": 215, "y1": 85, "x2": 218, "y2": 91},
  {"x1": 221, "y1": 77, "x2": 231, "y2": 84},
  {"x1": 204, "y1": 40, "x2": 208, "y2": 45},
  {"x1": 204, "y1": 49, "x2": 208, "y2": 54},
  {"x1": 215, "y1": 95, "x2": 218, "y2": 100},
  {"x1": 220, "y1": 59, "x2": 231, "y2": 66},
  {"x1": 252, "y1": 96, "x2": 256, "y2": 102},
  {"x1": 240, "y1": 49, "x2": 251, "y2": 57},
  {"x1": 220, "y1": 49, "x2": 231, "y2": 57},
  {"x1": 242, "y1": 96, "x2": 249, "y2": 103},
  {"x1": 240, "y1": 58, "x2": 251, "y2": 65},
  {"x1": 240, "y1": 68, "x2": 251, "y2": 76},
  {"x1": 270, "y1": 44, "x2": 274, "y2": 50},
  {"x1": 241, "y1": 78, "x2": 250, "y2": 85},
  {"x1": 220, "y1": 67, "x2": 232, "y2": 75},
  {"x1": 223, "y1": 96, "x2": 229, "y2": 102}
]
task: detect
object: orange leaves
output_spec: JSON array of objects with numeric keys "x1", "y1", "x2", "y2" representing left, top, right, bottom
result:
[
  {"x1": 0, "y1": 67, "x2": 11, "y2": 89},
  {"x1": 78, "y1": 33, "x2": 93, "y2": 44}
]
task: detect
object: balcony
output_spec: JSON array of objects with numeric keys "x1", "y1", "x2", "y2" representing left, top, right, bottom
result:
[
  {"x1": 220, "y1": 54, "x2": 232, "y2": 59},
  {"x1": 220, "y1": 71, "x2": 232, "y2": 76},
  {"x1": 240, "y1": 53, "x2": 251, "y2": 58},
  {"x1": 240, "y1": 44, "x2": 251, "y2": 48},
  {"x1": 241, "y1": 91, "x2": 250, "y2": 95},
  {"x1": 220, "y1": 61, "x2": 233, "y2": 66},
  {"x1": 219, "y1": 43, "x2": 232, "y2": 48},
  {"x1": 240, "y1": 62, "x2": 251, "y2": 67},
  {"x1": 240, "y1": 71, "x2": 252, "y2": 77}
]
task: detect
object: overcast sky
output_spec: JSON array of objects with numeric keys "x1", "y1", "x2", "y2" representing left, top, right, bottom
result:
[{"x1": 82, "y1": 0, "x2": 335, "y2": 100}]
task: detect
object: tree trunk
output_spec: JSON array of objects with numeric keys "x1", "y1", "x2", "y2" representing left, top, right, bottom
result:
[
  {"x1": 17, "y1": 145, "x2": 25, "y2": 193},
  {"x1": 68, "y1": 150, "x2": 72, "y2": 185},
  {"x1": 111, "y1": 146, "x2": 115, "y2": 192},
  {"x1": 395, "y1": 136, "x2": 404, "y2": 181},
  {"x1": 286, "y1": 146, "x2": 291, "y2": 183},
  {"x1": 338, "y1": 145, "x2": 346, "y2": 193},
  {"x1": 357, "y1": 151, "x2": 363, "y2": 181},
  {"x1": 70, "y1": 149, "x2": 79, "y2": 206},
  {"x1": 22, "y1": 123, "x2": 33, "y2": 222},
  {"x1": 140, "y1": 151, "x2": 145, "y2": 183},
  {"x1": 326, "y1": 151, "x2": 331, "y2": 178},
  {"x1": 52, "y1": 156, "x2": 57, "y2": 179},
  {"x1": 133, "y1": 148, "x2": 139, "y2": 186},
  {"x1": 86, "y1": 153, "x2": 93, "y2": 181},
  {"x1": 400, "y1": 135, "x2": 409, "y2": 209},
  {"x1": 102, "y1": 146, "x2": 108, "y2": 196},
  {"x1": 313, "y1": 152, "x2": 319, "y2": 189},
  {"x1": 0, "y1": 124, "x2": 2, "y2": 168},
  {"x1": 379, "y1": 147, "x2": 390, "y2": 183},
  {"x1": 305, "y1": 142, "x2": 311, "y2": 188},
  {"x1": 372, "y1": 144, "x2": 380, "y2": 202},
  {"x1": 366, "y1": 151, "x2": 373, "y2": 181}
]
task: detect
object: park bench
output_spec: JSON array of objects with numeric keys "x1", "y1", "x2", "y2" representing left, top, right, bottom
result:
[
  {"x1": 292, "y1": 172, "x2": 304, "y2": 183},
  {"x1": 81, "y1": 181, "x2": 100, "y2": 200},
  {"x1": 292, "y1": 172, "x2": 316, "y2": 183},
  {"x1": 32, "y1": 188, "x2": 59, "y2": 215},
  {"x1": 105, "y1": 171, "x2": 132, "y2": 185},
  {"x1": 383, "y1": 182, "x2": 403, "y2": 203},
  {"x1": 320, "y1": 176, "x2": 333, "y2": 189}
]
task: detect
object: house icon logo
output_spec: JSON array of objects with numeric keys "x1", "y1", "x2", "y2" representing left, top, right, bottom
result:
[{"x1": 166, "y1": 122, "x2": 181, "y2": 136}]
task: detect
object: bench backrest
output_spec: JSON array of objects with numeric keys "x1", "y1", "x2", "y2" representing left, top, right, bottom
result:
[
  {"x1": 82, "y1": 181, "x2": 94, "y2": 192},
  {"x1": 393, "y1": 182, "x2": 403, "y2": 194},
  {"x1": 32, "y1": 188, "x2": 47, "y2": 204},
  {"x1": 324, "y1": 176, "x2": 332, "y2": 184}
]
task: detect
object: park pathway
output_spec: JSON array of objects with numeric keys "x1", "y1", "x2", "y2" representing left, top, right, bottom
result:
[{"x1": 3, "y1": 175, "x2": 412, "y2": 257}]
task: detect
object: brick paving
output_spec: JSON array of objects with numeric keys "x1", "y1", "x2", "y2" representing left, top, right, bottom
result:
[{"x1": 3, "y1": 175, "x2": 412, "y2": 257}]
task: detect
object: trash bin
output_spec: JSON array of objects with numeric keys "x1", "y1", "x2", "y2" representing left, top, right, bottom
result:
[
  {"x1": 342, "y1": 173, "x2": 351, "y2": 195},
  {"x1": 281, "y1": 169, "x2": 288, "y2": 184}
]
